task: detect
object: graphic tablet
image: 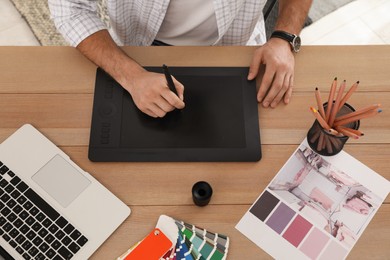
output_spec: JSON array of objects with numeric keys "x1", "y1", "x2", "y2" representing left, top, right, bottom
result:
[{"x1": 89, "y1": 67, "x2": 261, "y2": 162}]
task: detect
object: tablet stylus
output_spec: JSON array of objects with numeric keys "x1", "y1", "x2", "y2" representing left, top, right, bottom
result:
[{"x1": 162, "y1": 64, "x2": 178, "y2": 96}]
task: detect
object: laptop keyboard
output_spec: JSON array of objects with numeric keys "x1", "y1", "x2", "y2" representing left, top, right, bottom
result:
[{"x1": 0, "y1": 161, "x2": 88, "y2": 260}]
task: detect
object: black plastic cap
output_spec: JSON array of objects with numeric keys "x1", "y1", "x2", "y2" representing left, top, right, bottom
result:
[{"x1": 192, "y1": 181, "x2": 213, "y2": 207}]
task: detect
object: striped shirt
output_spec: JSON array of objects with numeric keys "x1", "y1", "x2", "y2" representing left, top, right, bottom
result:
[{"x1": 48, "y1": 0, "x2": 267, "y2": 47}]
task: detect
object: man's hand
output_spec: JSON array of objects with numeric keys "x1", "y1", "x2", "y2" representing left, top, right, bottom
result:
[
  {"x1": 248, "y1": 0, "x2": 313, "y2": 108},
  {"x1": 247, "y1": 38, "x2": 295, "y2": 108},
  {"x1": 76, "y1": 30, "x2": 185, "y2": 118},
  {"x1": 124, "y1": 70, "x2": 185, "y2": 118}
]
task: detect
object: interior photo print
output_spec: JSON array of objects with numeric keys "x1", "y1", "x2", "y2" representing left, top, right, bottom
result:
[{"x1": 269, "y1": 144, "x2": 382, "y2": 248}]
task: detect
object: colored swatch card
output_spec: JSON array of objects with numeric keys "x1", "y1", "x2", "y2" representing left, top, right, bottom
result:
[
  {"x1": 178, "y1": 232, "x2": 195, "y2": 260},
  {"x1": 164, "y1": 231, "x2": 196, "y2": 260},
  {"x1": 183, "y1": 233, "x2": 201, "y2": 259},
  {"x1": 151, "y1": 215, "x2": 195, "y2": 260},
  {"x1": 161, "y1": 247, "x2": 176, "y2": 260},
  {"x1": 124, "y1": 228, "x2": 173, "y2": 260},
  {"x1": 174, "y1": 219, "x2": 229, "y2": 260},
  {"x1": 177, "y1": 221, "x2": 229, "y2": 257},
  {"x1": 177, "y1": 220, "x2": 230, "y2": 250},
  {"x1": 174, "y1": 232, "x2": 190, "y2": 260},
  {"x1": 157, "y1": 215, "x2": 182, "y2": 245},
  {"x1": 236, "y1": 138, "x2": 390, "y2": 259},
  {"x1": 119, "y1": 215, "x2": 179, "y2": 260}
]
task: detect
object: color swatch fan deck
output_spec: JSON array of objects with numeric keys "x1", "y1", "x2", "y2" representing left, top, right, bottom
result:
[{"x1": 118, "y1": 215, "x2": 229, "y2": 260}]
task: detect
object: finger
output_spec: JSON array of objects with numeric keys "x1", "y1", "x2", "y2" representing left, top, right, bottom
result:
[
  {"x1": 149, "y1": 103, "x2": 167, "y2": 118},
  {"x1": 155, "y1": 95, "x2": 176, "y2": 112},
  {"x1": 161, "y1": 88, "x2": 185, "y2": 110},
  {"x1": 144, "y1": 108, "x2": 159, "y2": 118},
  {"x1": 257, "y1": 65, "x2": 277, "y2": 105},
  {"x1": 284, "y1": 75, "x2": 294, "y2": 104},
  {"x1": 270, "y1": 74, "x2": 290, "y2": 108},
  {"x1": 248, "y1": 49, "x2": 262, "y2": 80},
  {"x1": 172, "y1": 76, "x2": 185, "y2": 101},
  {"x1": 258, "y1": 67, "x2": 284, "y2": 107},
  {"x1": 262, "y1": 70, "x2": 285, "y2": 108}
]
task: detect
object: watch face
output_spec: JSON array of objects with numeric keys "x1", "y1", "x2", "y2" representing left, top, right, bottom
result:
[{"x1": 292, "y1": 36, "x2": 301, "y2": 52}]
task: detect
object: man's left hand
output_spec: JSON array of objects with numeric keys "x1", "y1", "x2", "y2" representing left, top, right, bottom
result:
[{"x1": 247, "y1": 38, "x2": 295, "y2": 108}]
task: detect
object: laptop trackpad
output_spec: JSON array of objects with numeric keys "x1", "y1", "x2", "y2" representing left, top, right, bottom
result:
[{"x1": 32, "y1": 154, "x2": 91, "y2": 208}]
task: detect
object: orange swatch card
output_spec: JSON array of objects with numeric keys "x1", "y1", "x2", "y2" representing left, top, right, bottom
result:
[{"x1": 125, "y1": 228, "x2": 173, "y2": 260}]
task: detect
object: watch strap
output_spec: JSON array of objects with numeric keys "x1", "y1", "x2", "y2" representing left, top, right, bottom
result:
[
  {"x1": 270, "y1": 30, "x2": 301, "y2": 53},
  {"x1": 270, "y1": 30, "x2": 295, "y2": 42}
]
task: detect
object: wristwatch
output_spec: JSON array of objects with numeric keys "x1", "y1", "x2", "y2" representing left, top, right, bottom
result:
[{"x1": 270, "y1": 30, "x2": 301, "y2": 53}]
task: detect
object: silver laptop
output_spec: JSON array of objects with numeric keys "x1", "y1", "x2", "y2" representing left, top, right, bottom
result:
[{"x1": 0, "y1": 124, "x2": 130, "y2": 259}]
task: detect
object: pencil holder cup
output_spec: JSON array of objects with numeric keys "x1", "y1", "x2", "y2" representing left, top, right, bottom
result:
[{"x1": 307, "y1": 102, "x2": 360, "y2": 156}]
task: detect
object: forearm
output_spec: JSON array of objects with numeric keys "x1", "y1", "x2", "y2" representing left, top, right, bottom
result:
[
  {"x1": 76, "y1": 30, "x2": 185, "y2": 118},
  {"x1": 275, "y1": 0, "x2": 313, "y2": 34},
  {"x1": 76, "y1": 30, "x2": 145, "y2": 88},
  {"x1": 250, "y1": 0, "x2": 313, "y2": 106}
]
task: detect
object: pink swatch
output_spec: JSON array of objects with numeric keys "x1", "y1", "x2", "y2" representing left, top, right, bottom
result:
[
  {"x1": 300, "y1": 228, "x2": 329, "y2": 259},
  {"x1": 282, "y1": 215, "x2": 312, "y2": 247}
]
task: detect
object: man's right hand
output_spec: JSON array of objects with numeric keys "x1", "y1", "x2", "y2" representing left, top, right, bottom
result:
[
  {"x1": 124, "y1": 70, "x2": 185, "y2": 118},
  {"x1": 76, "y1": 30, "x2": 184, "y2": 118}
]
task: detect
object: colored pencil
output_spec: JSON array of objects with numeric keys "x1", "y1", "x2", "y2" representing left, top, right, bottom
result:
[
  {"x1": 336, "y1": 125, "x2": 364, "y2": 136},
  {"x1": 333, "y1": 109, "x2": 382, "y2": 127},
  {"x1": 315, "y1": 87, "x2": 326, "y2": 119},
  {"x1": 334, "y1": 104, "x2": 381, "y2": 122},
  {"x1": 335, "y1": 126, "x2": 359, "y2": 139},
  {"x1": 327, "y1": 128, "x2": 339, "y2": 136},
  {"x1": 324, "y1": 135, "x2": 333, "y2": 154},
  {"x1": 317, "y1": 133, "x2": 325, "y2": 152},
  {"x1": 325, "y1": 77, "x2": 337, "y2": 122},
  {"x1": 327, "y1": 134, "x2": 342, "y2": 147},
  {"x1": 309, "y1": 129, "x2": 321, "y2": 144},
  {"x1": 338, "y1": 81, "x2": 359, "y2": 111},
  {"x1": 310, "y1": 107, "x2": 331, "y2": 130},
  {"x1": 328, "y1": 80, "x2": 346, "y2": 127}
]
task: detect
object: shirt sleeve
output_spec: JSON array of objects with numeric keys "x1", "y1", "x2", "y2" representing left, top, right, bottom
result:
[{"x1": 48, "y1": 0, "x2": 107, "y2": 47}]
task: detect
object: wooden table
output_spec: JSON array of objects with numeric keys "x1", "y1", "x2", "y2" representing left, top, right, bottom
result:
[{"x1": 0, "y1": 46, "x2": 389, "y2": 259}]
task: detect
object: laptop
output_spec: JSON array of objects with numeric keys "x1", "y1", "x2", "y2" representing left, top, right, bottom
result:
[{"x1": 0, "y1": 124, "x2": 130, "y2": 259}]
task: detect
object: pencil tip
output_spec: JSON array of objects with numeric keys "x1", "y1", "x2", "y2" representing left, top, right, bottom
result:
[
  {"x1": 361, "y1": 133, "x2": 365, "y2": 136},
  {"x1": 334, "y1": 77, "x2": 337, "y2": 80},
  {"x1": 315, "y1": 87, "x2": 318, "y2": 90},
  {"x1": 357, "y1": 81, "x2": 360, "y2": 84}
]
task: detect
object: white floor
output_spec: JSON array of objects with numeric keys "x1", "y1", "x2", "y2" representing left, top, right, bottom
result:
[
  {"x1": 301, "y1": 0, "x2": 390, "y2": 45},
  {"x1": 0, "y1": 0, "x2": 40, "y2": 45},
  {"x1": 0, "y1": 0, "x2": 389, "y2": 46}
]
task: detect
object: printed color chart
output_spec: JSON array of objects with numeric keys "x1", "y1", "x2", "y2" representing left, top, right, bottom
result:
[
  {"x1": 236, "y1": 139, "x2": 390, "y2": 260},
  {"x1": 249, "y1": 190, "x2": 344, "y2": 259}
]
